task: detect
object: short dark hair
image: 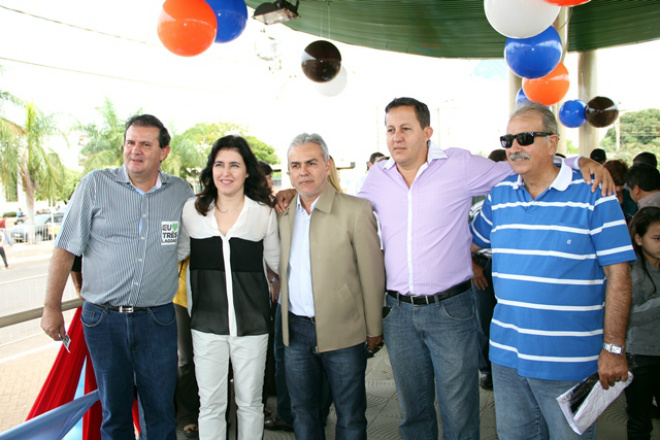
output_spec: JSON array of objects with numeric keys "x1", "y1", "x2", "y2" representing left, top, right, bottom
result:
[
  {"x1": 385, "y1": 97, "x2": 431, "y2": 128},
  {"x1": 259, "y1": 161, "x2": 273, "y2": 176},
  {"x1": 603, "y1": 159, "x2": 628, "y2": 186},
  {"x1": 589, "y1": 148, "x2": 607, "y2": 164},
  {"x1": 124, "y1": 114, "x2": 171, "y2": 149},
  {"x1": 369, "y1": 152, "x2": 385, "y2": 164},
  {"x1": 488, "y1": 149, "x2": 507, "y2": 163},
  {"x1": 633, "y1": 152, "x2": 658, "y2": 169},
  {"x1": 195, "y1": 135, "x2": 273, "y2": 215},
  {"x1": 626, "y1": 165, "x2": 660, "y2": 192}
]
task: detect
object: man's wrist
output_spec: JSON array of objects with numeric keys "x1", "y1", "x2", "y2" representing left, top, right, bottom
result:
[{"x1": 602, "y1": 342, "x2": 625, "y2": 355}]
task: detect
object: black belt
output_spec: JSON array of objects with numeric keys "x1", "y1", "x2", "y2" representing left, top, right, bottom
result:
[
  {"x1": 387, "y1": 280, "x2": 471, "y2": 306},
  {"x1": 288, "y1": 311, "x2": 316, "y2": 324},
  {"x1": 96, "y1": 304, "x2": 148, "y2": 313}
]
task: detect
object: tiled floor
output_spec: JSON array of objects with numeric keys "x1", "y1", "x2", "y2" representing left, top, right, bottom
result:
[{"x1": 1, "y1": 338, "x2": 658, "y2": 439}]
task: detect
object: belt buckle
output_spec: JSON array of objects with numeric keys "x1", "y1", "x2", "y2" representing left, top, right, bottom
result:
[{"x1": 118, "y1": 306, "x2": 134, "y2": 314}]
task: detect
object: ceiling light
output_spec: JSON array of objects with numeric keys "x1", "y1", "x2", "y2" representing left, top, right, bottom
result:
[{"x1": 253, "y1": 0, "x2": 300, "y2": 25}]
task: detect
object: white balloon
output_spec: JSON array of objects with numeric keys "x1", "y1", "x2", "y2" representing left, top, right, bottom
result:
[
  {"x1": 484, "y1": 0, "x2": 560, "y2": 39},
  {"x1": 313, "y1": 66, "x2": 348, "y2": 97}
]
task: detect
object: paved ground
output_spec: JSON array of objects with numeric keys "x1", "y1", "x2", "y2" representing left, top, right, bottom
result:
[{"x1": 1, "y1": 242, "x2": 658, "y2": 439}]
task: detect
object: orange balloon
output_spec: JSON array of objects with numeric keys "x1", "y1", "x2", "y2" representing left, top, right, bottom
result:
[
  {"x1": 157, "y1": 0, "x2": 217, "y2": 57},
  {"x1": 522, "y1": 62, "x2": 570, "y2": 105}
]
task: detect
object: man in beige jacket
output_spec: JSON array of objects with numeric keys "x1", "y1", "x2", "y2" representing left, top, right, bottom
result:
[{"x1": 278, "y1": 132, "x2": 385, "y2": 440}]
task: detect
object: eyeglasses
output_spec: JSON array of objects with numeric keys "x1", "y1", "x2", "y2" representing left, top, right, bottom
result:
[{"x1": 499, "y1": 132, "x2": 554, "y2": 149}]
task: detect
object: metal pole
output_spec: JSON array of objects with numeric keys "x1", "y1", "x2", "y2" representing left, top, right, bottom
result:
[{"x1": 0, "y1": 298, "x2": 83, "y2": 329}]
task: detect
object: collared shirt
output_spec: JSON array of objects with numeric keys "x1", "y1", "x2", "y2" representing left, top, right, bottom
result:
[
  {"x1": 178, "y1": 196, "x2": 280, "y2": 337},
  {"x1": 56, "y1": 165, "x2": 194, "y2": 307},
  {"x1": 637, "y1": 190, "x2": 660, "y2": 209},
  {"x1": 471, "y1": 162, "x2": 635, "y2": 381},
  {"x1": 287, "y1": 195, "x2": 319, "y2": 317},
  {"x1": 358, "y1": 141, "x2": 513, "y2": 295}
]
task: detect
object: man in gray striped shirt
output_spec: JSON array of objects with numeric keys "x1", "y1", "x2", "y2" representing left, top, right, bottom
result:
[{"x1": 41, "y1": 114, "x2": 194, "y2": 440}]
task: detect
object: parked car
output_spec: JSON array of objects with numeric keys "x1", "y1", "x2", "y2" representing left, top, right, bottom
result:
[{"x1": 10, "y1": 213, "x2": 64, "y2": 243}]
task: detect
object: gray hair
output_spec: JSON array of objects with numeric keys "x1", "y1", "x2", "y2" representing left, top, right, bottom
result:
[
  {"x1": 288, "y1": 133, "x2": 330, "y2": 161},
  {"x1": 510, "y1": 101, "x2": 558, "y2": 134}
]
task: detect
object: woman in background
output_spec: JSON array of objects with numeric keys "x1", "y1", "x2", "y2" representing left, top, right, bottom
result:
[{"x1": 625, "y1": 207, "x2": 660, "y2": 440}]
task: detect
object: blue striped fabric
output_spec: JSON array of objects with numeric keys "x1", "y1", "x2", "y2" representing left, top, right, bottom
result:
[
  {"x1": 471, "y1": 164, "x2": 635, "y2": 381},
  {"x1": 56, "y1": 166, "x2": 193, "y2": 307}
]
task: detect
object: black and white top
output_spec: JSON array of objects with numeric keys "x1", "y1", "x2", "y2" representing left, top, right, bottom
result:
[{"x1": 178, "y1": 196, "x2": 279, "y2": 337}]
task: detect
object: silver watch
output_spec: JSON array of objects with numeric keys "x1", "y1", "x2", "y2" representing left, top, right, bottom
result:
[{"x1": 602, "y1": 342, "x2": 624, "y2": 355}]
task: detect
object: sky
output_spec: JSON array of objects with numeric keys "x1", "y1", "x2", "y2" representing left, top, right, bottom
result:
[{"x1": 1, "y1": 0, "x2": 659, "y2": 188}]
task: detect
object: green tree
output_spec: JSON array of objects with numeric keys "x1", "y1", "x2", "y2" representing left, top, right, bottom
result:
[
  {"x1": 245, "y1": 135, "x2": 279, "y2": 164},
  {"x1": 0, "y1": 76, "x2": 25, "y2": 201},
  {"x1": 0, "y1": 102, "x2": 68, "y2": 238},
  {"x1": 171, "y1": 122, "x2": 279, "y2": 165},
  {"x1": 601, "y1": 108, "x2": 660, "y2": 164},
  {"x1": 76, "y1": 98, "x2": 127, "y2": 174}
]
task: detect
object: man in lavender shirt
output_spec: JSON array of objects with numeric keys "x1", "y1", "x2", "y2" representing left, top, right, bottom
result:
[{"x1": 357, "y1": 97, "x2": 613, "y2": 440}]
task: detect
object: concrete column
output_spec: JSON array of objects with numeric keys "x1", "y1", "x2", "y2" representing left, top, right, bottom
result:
[
  {"x1": 578, "y1": 50, "x2": 598, "y2": 157},
  {"x1": 554, "y1": 9, "x2": 569, "y2": 155},
  {"x1": 508, "y1": 71, "x2": 522, "y2": 114}
]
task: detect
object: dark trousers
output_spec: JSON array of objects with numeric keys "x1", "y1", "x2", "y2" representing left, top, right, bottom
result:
[
  {"x1": 275, "y1": 305, "x2": 332, "y2": 426},
  {"x1": 0, "y1": 246, "x2": 7, "y2": 267},
  {"x1": 625, "y1": 354, "x2": 660, "y2": 440},
  {"x1": 285, "y1": 312, "x2": 367, "y2": 440},
  {"x1": 174, "y1": 304, "x2": 200, "y2": 428},
  {"x1": 472, "y1": 256, "x2": 495, "y2": 374}
]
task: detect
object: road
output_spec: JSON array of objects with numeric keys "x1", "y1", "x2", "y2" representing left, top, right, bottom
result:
[{"x1": 0, "y1": 252, "x2": 78, "y2": 360}]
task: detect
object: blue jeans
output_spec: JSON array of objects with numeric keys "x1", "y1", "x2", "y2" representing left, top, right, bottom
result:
[
  {"x1": 492, "y1": 363, "x2": 597, "y2": 440},
  {"x1": 82, "y1": 302, "x2": 178, "y2": 440},
  {"x1": 472, "y1": 256, "x2": 495, "y2": 375},
  {"x1": 383, "y1": 289, "x2": 479, "y2": 440},
  {"x1": 285, "y1": 312, "x2": 367, "y2": 440}
]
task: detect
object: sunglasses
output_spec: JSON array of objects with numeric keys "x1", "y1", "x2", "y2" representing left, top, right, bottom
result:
[{"x1": 500, "y1": 132, "x2": 554, "y2": 149}]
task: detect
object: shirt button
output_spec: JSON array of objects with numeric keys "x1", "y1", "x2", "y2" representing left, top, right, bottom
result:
[
  {"x1": 142, "y1": 214, "x2": 147, "y2": 218},
  {"x1": 138, "y1": 258, "x2": 143, "y2": 263},
  {"x1": 141, "y1": 236, "x2": 145, "y2": 240},
  {"x1": 134, "y1": 282, "x2": 139, "y2": 286}
]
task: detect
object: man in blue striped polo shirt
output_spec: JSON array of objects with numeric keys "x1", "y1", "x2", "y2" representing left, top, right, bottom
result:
[
  {"x1": 41, "y1": 114, "x2": 194, "y2": 439},
  {"x1": 471, "y1": 102, "x2": 635, "y2": 439}
]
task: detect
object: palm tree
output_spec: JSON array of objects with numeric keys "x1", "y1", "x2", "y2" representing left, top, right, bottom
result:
[
  {"x1": 1, "y1": 102, "x2": 67, "y2": 240},
  {"x1": 76, "y1": 98, "x2": 127, "y2": 174}
]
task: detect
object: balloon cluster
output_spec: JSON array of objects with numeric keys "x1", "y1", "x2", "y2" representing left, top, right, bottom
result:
[
  {"x1": 485, "y1": 0, "x2": 591, "y2": 106},
  {"x1": 301, "y1": 40, "x2": 347, "y2": 97},
  {"x1": 157, "y1": 0, "x2": 248, "y2": 57},
  {"x1": 559, "y1": 97, "x2": 619, "y2": 128}
]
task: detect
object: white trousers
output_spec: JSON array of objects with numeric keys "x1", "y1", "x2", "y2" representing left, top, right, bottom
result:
[{"x1": 192, "y1": 330, "x2": 268, "y2": 440}]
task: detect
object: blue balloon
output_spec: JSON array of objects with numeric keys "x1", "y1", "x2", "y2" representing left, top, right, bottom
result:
[
  {"x1": 205, "y1": 0, "x2": 247, "y2": 43},
  {"x1": 516, "y1": 88, "x2": 530, "y2": 105},
  {"x1": 504, "y1": 26, "x2": 562, "y2": 79},
  {"x1": 559, "y1": 100, "x2": 587, "y2": 128}
]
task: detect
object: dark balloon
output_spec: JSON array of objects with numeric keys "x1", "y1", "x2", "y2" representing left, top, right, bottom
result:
[
  {"x1": 585, "y1": 96, "x2": 619, "y2": 128},
  {"x1": 301, "y1": 41, "x2": 342, "y2": 83}
]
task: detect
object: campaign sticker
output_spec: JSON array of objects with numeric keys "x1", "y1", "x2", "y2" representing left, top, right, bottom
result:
[{"x1": 161, "y1": 221, "x2": 179, "y2": 245}]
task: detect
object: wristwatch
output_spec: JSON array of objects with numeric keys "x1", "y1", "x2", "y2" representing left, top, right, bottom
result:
[{"x1": 602, "y1": 342, "x2": 624, "y2": 355}]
